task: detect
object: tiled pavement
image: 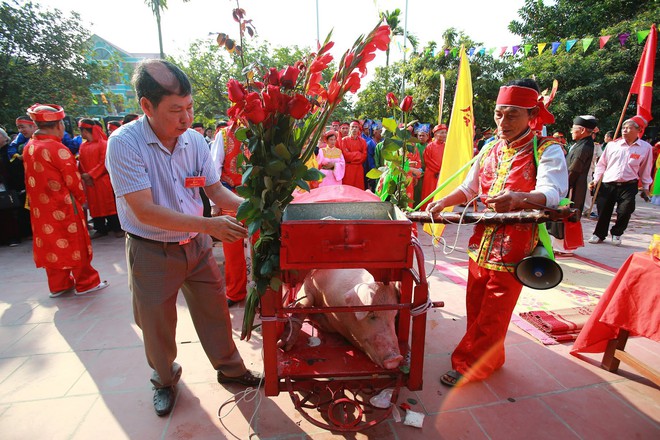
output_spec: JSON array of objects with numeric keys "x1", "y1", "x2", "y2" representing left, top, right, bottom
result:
[{"x1": 0, "y1": 203, "x2": 658, "y2": 439}]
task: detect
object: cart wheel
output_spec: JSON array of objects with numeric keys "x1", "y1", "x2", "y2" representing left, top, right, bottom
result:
[{"x1": 328, "y1": 398, "x2": 363, "y2": 428}]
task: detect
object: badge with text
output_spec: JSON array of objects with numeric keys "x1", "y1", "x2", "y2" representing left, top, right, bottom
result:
[{"x1": 185, "y1": 176, "x2": 206, "y2": 188}]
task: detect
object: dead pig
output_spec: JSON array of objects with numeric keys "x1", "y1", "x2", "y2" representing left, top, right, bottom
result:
[{"x1": 278, "y1": 268, "x2": 404, "y2": 370}]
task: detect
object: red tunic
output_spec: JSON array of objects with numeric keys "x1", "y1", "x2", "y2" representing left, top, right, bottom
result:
[
  {"x1": 406, "y1": 149, "x2": 421, "y2": 205},
  {"x1": 78, "y1": 138, "x2": 117, "y2": 217},
  {"x1": 339, "y1": 136, "x2": 367, "y2": 189},
  {"x1": 23, "y1": 134, "x2": 92, "y2": 269},
  {"x1": 420, "y1": 140, "x2": 445, "y2": 210},
  {"x1": 220, "y1": 127, "x2": 244, "y2": 188}
]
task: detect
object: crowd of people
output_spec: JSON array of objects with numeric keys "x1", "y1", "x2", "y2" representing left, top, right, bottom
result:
[{"x1": 0, "y1": 57, "x2": 658, "y2": 416}]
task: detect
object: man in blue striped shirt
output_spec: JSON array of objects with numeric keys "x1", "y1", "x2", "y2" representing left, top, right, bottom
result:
[{"x1": 106, "y1": 59, "x2": 262, "y2": 417}]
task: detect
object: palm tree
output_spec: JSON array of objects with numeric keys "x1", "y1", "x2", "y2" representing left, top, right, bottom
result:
[
  {"x1": 379, "y1": 8, "x2": 419, "y2": 69},
  {"x1": 144, "y1": 0, "x2": 190, "y2": 59}
]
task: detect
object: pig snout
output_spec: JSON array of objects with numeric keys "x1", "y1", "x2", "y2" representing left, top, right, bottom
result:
[{"x1": 382, "y1": 353, "x2": 404, "y2": 370}]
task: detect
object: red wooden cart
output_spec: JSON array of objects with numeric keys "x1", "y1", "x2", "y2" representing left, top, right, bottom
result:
[{"x1": 259, "y1": 201, "x2": 440, "y2": 431}]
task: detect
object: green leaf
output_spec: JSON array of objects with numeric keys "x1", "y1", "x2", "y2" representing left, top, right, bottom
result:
[
  {"x1": 396, "y1": 128, "x2": 412, "y2": 140},
  {"x1": 234, "y1": 127, "x2": 249, "y2": 142},
  {"x1": 236, "y1": 185, "x2": 252, "y2": 198},
  {"x1": 296, "y1": 179, "x2": 310, "y2": 192},
  {"x1": 303, "y1": 167, "x2": 324, "y2": 181},
  {"x1": 235, "y1": 200, "x2": 252, "y2": 221},
  {"x1": 263, "y1": 176, "x2": 273, "y2": 190},
  {"x1": 382, "y1": 117, "x2": 397, "y2": 133},
  {"x1": 248, "y1": 218, "x2": 261, "y2": 236},
  {"x1": 260, "y1": 259, "x2": 274, "y2": 276},
  {"x1": 269, "y1": 276, "x2": 282, "y2": 291},
  {"x1": 366, "y1": 168, "x2": 383, "y2": 179},
  {"x1": 384, "y1": 138, "x2": 403, "y2": 149},
  {"x1": 241, "y1": 166, "x2": 253, "y2": 184},
  {"x1": 265, "y1": 159, "x2": 286, "y2": 176},
  {"x1": 383, "y1": 149, "x2": 401, "y2": 162},
  {"x1": 273, "y1": 143, "x2": 291, "y2": 160}
]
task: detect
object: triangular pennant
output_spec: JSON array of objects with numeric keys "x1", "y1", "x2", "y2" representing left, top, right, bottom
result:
[
  {"x1": 524, "y1": 44, "x2": 532, "y2": 55},
  {"x1": 618, "y1": 32, "x2": 630, "y2": 46},
  {"x1": 488, "y1": 47, "x2": 496, "y2": 56},
  {"x1": 499, "y1": 46, "x2": 507, "y2": 57},
  {"x1": 451, "y1": 47, "x2": 458, "y2": 57},
  {"x1": 637, "y1": 30, "x2": 650, "y2": 44},
  {"x1": 468, "y1": 47, "x2": 475, "y2": 56},
  {"x1": 538, "y1": 42, "x2": 547, "y2": 54},
  {"x1": 582, "y1": 38, "x2": 593, "y2": 52},
  {"x1": 566, "y1": 39, "x2": 577, "y2": 52},
  {"x1": 512, "y1": 45, "x2": 520, "y2": 56},
  {"x1": 479, "y1": 48, "x2": 486, "y2": 56},
  {"x1": 551, "y1": 41, "x2": 561, "y2": 54},
  {"x1": 599, "y1": 35, "x2": 611, "y2": 49},
  {"x1": 444, "y1": 48, "x2": 450, "y2": 57}
]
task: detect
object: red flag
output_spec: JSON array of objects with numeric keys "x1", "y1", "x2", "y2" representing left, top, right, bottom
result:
[{"x1": 629, "y1": 24, "x2": 657, "y2": 123}]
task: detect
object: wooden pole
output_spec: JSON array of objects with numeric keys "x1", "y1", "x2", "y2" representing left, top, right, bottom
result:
[
  {"x1": 438, "y1": 74, "x2": 445, "y2": 125},
  {"x1": 613, "y1": 91, "x2": 632, "y2": 139}
]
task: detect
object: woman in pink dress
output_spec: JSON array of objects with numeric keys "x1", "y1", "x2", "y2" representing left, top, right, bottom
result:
[{"x1": 317, "y1": 130, "x2": 345, "y2": 186}]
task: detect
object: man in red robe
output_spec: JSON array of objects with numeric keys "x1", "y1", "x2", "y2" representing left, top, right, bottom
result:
[
  {"x1": 420, "y1": 124, "x2": 447, "y2": 210},
  {"x1": 339, "y1": 120, "x2": 367, "y2": 189},
  {"x1": 427, "y1": 80, "x2": 568, "y2": 386},
  {"x1": 22, "y1": 104, "x2": 108, "y2": 298},
  {"x1": 78, "y1": 119, "x2": 123, "y2": 238},
  {"x1": 211, "y1": 120, "x2": 249, "y2": 306}
]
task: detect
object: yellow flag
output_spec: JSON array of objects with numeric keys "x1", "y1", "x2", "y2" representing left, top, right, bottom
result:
[{"x1": 424, "y1": 45, "x2": 475, "y2": 239}]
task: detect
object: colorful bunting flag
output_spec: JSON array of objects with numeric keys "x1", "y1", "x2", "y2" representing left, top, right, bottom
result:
[
  {"x1": 499, "y1": 46, "x2": 507, "y2": 57},
  {"x1": 488, "y1": 48, "x2": 496, "y2": 56},
  {"x1": 468, "y1": 47, "x2": 475, "y2": 56},
  {"x1": 582, "y1": 38, "x2": 593, "y2": 52},
  {"x1": 599, "y1": 35, "x2": 611, "y2": 49},
  {"x1": 479, "y1": 48, "x2": 486, "y2": 56},
  {"x1": 618, "y1": 32, "x2": 630, "y2": 46},
  {"x1": 524, "y1": 44, "x2": 532, "y2": 55},
  {"x1": 637, "y1": 30, "x2": 650, "y2": 44},
  {"x1": 551, "y1": 41, "x2": 561, "y2": 54},
  {"x1": 444, "y1": 48, "x2": 450, "y2": 57},
  {"x1": 451, "y1": 47, "x2": 458, "y2": 57},
  {"x1": 538, "y1": 42, "x2": 547, "y2": 54},
  {"x1": 512, "y1": 45, "x2": 520, "y2": 56},
  {"x1": 566, "y1": 39, "x2": 577, "y2": 52}
]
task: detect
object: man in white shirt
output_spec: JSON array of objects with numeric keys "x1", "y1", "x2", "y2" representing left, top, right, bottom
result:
[{"x1": 588, "y1": 116, "x2": 653, "y2": 246}]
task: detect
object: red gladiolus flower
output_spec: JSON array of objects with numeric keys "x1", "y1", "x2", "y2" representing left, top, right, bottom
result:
[
  {"x1": 326, "y1": 79, "x2": 341, "y2": 105},
  {"x1": 318, "y1": 41, "x2": 334, "y2": 54},
  {"x1": 400, "y1": 95, "x2": 413, "y2": 113},
  {"x1": 386, "y1": 92, "x2": 399, "y2": 108},
  {"x1": 288, "y1": 94, "x2": 312, "y2": 119},
  {"x1": 294, "y1": 61, "x2": 306, "y2": 72},
  {"x1": 307, "y1": 72, "x2": 324, "y2": 96},
  {"x1": 227, "y1": 79, "x2": 247, "y2": 103},
  {"x1": 356, "y1": 51, "x2": 376, "y2": 77},
  {"x1": 371, "y1": 25, "x2": 391, "y2": 51},
  {"x1": 345, "y1": 72, "x2": 361, "y2": 94},
  {"x1": 265, "y1": 67, "x2": 280, "y2": 86},
  {"x1": 280, "y1": 66, "x2": 300, "y2": 89},
  {"x1": 310, "y1": 52, "x2": 333, "y2": 73},
  {"x1": 243, "y1": 92, "x2": 266, "y2": 124}
]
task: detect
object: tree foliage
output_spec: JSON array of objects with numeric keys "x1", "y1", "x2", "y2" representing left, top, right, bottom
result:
[
  {"x1": 509, "y1": 0, "x2": 660, "y2": 136},
  {"x1": 0, "y1": 1, "x2": 111, "y2": 125}
]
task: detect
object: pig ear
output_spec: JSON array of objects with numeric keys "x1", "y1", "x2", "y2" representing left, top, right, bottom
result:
[{"x1": 345, "y1": 283, "x2": 374, "y2": 321}]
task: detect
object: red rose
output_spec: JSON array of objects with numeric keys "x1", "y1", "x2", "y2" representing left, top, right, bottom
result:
[
  {"x1": 287, "y1": 94, "x2": 312, "y2": 119},
  {"x1": 243, "y1": 92, "x2": 266, "y2": 123},
  {"x1": 386, "y1": 92, "x2": 399, "y2": 108},
  {"x1": 265, "y1": 68, "x2": 280, "y2": 86},
  {"x1": 400, "y1": 95, "x2": 413, "y2": 113},
  {"x1": 263, "y1": 85, "x2": 282, "y2": 113},
  {"x1": 227, "y1": 79, "x2": 246, "y2": 103},
  {"x1": 280, "y1": 66, "x2": 300, "y2": 89}
]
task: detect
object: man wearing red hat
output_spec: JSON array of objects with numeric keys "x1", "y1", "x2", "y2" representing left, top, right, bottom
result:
[
  {"x1": 427, "y1": 79, "x2": 568, "y2": 387},
  {"x1": 420, "y1": 124, "x2": 447, "y2": 210},
  {"x1": 587, "y1": 115, "x2": 653, "y2": 246},
  {"x1": 107, "y1": 120, "x2": 122, "y2": 135},
  {"x1": 78, "y1": 119, "x2": 123, "y2": 239},
  {"x1": 22, "y1": 104, "x2": 109, "y2": 298},
  {"x1": 339, "y1": 120, "x2": 367, "y2": 189},
  {"x1": 6, "y1": 115, "x2": 36, "y2": 238}
]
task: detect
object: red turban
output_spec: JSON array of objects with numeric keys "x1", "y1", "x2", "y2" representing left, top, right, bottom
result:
[
  {"x1": 15, "y1": 115, "x2": 35, "y2": 126},
  {"x1": 27, "y1": 104, "x2": 66, "y2": 122},
  {"x1": 496, "y1": 85, "x2": 554, "y2": 131},
  {"x1": 78, "y1": 121, "x2": 108, "y2": 141}
]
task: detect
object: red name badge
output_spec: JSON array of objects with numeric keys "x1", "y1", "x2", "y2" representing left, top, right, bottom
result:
[
  {"x1": 630, "y1": 153, "x2": 640, "y2": 160},
  {"x1": 184, "y1": 176, "x2": 206, "y2": 188}
]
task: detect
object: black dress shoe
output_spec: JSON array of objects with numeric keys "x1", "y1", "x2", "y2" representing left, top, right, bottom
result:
[
  {"x1": 217, "y1": 369, "x2": 264, "y2": 387},
  {"x1": 227, "y1": 298, "x2": 238, "y2": 307},
  {"x1": 153, "y1": 386, "x2": 176, "y2": 416}
]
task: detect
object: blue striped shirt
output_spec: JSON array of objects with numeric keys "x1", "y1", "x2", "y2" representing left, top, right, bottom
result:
[{"x1": 106, "y1": 116, "x2": 219, "y2": 242}]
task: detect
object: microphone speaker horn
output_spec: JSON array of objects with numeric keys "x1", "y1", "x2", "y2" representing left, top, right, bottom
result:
[{"x1": 514, "y1": 245, "x2": 563, "y2": 290}]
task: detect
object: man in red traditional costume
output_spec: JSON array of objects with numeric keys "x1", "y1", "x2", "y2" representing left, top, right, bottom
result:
[
  {"x1": 78, "y1": 119, "x2": 123, "y2": 239},
  {"x1": 427, "y1": 79, "x2": 568, "y2": 386},
  {"x1": 23, "y1": 104, "x2": 109, "y2": 298},
  {"x1": 420, "y1": 124, "x2": 447, "y2": 210},
  {"x1": 339, "y1": 120, "x2": 367, "y2": 189},
  {"x1": 210, "y1": 119, "x2": 249, "y2": 306},
  {"x1": 338, "y1": 121, "x2": 349, "y2": 141}
]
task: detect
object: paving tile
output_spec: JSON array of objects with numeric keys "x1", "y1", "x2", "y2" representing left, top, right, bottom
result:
[
  {"x1": 0, "y1": 320, "x2": 96, "y2": 357},
  {"x1": 0, "y1": 301, "x2": 38, "y2": 325},
  {"x1": 0, "y1": 352, "x2": 90, "y2": 403},
  {"x1": 0, "y1": 394, "x2": 98, "y2": 439},
  {"x1": 72, "y1": 389, "x2": 167, "y2": 440},
  {"x1": 605, "y1": 380, "x2": 660, "y2": 425},
  {"x1": 484, "y1": 344, "x2": 566, "y2": 399},
  {"x1": 0, "y1": 323, "x2": 38, "y2": 356},
  {"x1": 67, "y1": 346, "x2": 151, "y2": 395},
  {"x1": 0, "y1": 356, "x2": 27, "y2": 385},
  {"x1": 472, "y1": 398, "x2": 580, "y2": 440},
  {"x1": 16, "y1": 297, "x2": 94, "y2": 325},
  {"x1": 541, "y1": 385, "x2": 660, "y2": 440},
  {"x1": 72, "y1": 316, "x2": 143, "y2": 351},
  {"x1": 391, "y1": 408, "x2": 487, "y2": 439},
  {"x1": 412, "y1": 354, "x2": 500, "y2": 413}
]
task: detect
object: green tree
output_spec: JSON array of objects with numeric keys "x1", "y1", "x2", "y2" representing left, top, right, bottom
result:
[
  {"x1": 144, "y1": 0, "x2": 191, "y2": 59},
  {"x1": 509, "y1": 0, "x2": 660, "y2": 137},
  {"x1": 0, "y1": 1, "x2": 112, "y2": 124}
]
